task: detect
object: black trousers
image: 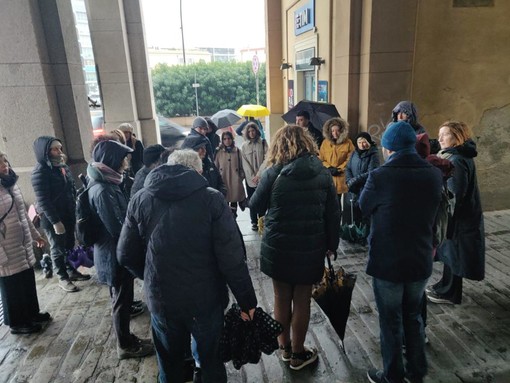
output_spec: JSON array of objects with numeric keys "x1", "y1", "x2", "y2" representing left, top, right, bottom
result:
[
  {"x1": 0, "y1": 268, "x2": 40, "y2": 327},
  {"x1": 246, "y1": 183, "x2": 258, "y2": 225},
  {"x1": 433, "y1": 263, "x2": 463, "y2": 304},
  {"x1": 109, "y1": 267, "x2": 135, "y2": 348}
]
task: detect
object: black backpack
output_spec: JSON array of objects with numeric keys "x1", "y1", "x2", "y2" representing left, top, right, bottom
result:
[{"x1": 75, "y1": 175, "x2": 103, "y2": 247}]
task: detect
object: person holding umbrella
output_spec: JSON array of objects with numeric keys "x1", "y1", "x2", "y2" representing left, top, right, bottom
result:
[
  {"x1": 296, "y1": 111, "x2": 323, "y2": 147},
  {"x1": 250, "y1": 125, "x2": 340, "y2": 371},
  {"x1": 318, "y1": 117, "x2": 355, "y2": 220}
]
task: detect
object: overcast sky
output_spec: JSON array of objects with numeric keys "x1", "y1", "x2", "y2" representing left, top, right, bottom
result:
[{"x1": 141, "y1": 0, "x2": 265, "y2": 49}]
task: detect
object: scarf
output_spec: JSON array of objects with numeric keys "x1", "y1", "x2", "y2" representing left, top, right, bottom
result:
[
  {"x1": 0, "y1": 168, "x2": 18, "y2": 188},
  {"x1": 91, "y1": 162, "x2": 123, "y2": 185},
  {"x1": 437, "y1": 149, "x2": 454, "y2": 160}
]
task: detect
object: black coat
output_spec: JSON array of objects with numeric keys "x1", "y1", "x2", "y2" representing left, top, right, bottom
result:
[
  {"x1": 117, "y1": 164, "x2": 257, "y2": 318},
  {"x1": 359, "y1": 150, "x2": 442, "y2": 283},
  {"x1": 130, "y1": 166, "x2": 151, "y2": 197},
  {"x1": 31, "y1": 136, "x2": 76, "y2": 228},
  {"x1": 436, "y1": 140, "x2": 485, "y2": 280},
  {"x1": 307, "y1": 123, "x2": 323, "y2": 148},
  {"x1": 250, "y1": 154, "x2": 341, "y2": 284},
  {"x1": 345, "y1": 145, "x2": 380, "y2": 197}
]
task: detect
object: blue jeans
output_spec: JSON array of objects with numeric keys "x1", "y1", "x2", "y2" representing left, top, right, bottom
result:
[
  {"x1": 373, "y1": 277, "x2": 428, "y2": 383},
  {"x1": 151, "y1": 305, "x2": 226, "y2": 383}
]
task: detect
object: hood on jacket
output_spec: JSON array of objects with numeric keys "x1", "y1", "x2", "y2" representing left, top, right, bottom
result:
[
  {"x1": 392, "y1": 101, "x2": 418, "y2": 126},
  {"x1": 143, "y1": 164, "x2": 208, "y2": 201},
  {"x1": 33, "y1": 136, "x2": 62, "y2": 167},
  {"x1": 456, "y1": 139, "x2": 478, "y2": 159},
  {"x1": 242, "y1": 122, "x2": 262, "y2": 142},
  {"x1": 92, "y1": 140, "x2": 133, "y2": 171},
  {"x1": 322, "y1": 117, "x2": 349, "y2": 145},
  {"x1": 280, "y1": 153, "x2": 324, "y2": 181}
]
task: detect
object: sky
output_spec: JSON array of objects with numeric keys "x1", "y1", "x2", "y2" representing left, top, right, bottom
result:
[{"x1": 141, "y1": 0, "x2": 265, "y2": 49}]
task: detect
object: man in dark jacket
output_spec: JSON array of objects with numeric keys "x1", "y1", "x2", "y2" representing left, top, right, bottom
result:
[
  {"x1": 181, "y1": 134, "x2": 227, "y2": 196},
  {"x1": 188, "y1": 116, "x2": 214, "y2": 159},
  {"x1": 295, "y1": 110, "x2": 323, "y2": 147},
  {"x1": 359, "y1": 121, "x2": 442, "y2": 383},
  {"x1": 87, "y1": 140, "x2": 153, "y2": 360},
  {"x1": 130, "y1": 144, "x2": 166, "y2": 197},
  {"x1": 31, "y1": 136, "x2": 90, "y2": 293},
  {"x1": 117, "y1": 149, "x2": 257, "y2": 383}
]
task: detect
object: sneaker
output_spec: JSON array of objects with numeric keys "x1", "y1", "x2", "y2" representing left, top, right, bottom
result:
[
  {"x1": 289, "y1": 347, "x2": 318, "y2": 370},
  {"x1": 426, "y1": 291, "x2": 455, "y2": 304},
  {"x1": 32, "y1": 311, "x2": 52, "y2": 323},
  {"x1": 132, "y1": 300, "x2": 144, "y2": 309},
  {"x1": 251, "y1": 223, "x2": 258, "y2": 231},
  {"x1": 58, "y1": 279, "x2": 79, "y2": 292},
  {"x1": 69, "y1": 270, "x2": 91, "y2": 281},
  {"x1": 11, "y1": 322, "x2": 42, "y2": 335},
  {"x1": 117, "y1": 338, "x2": 154, "y2": 360},
  {"x1": 130, "y1": 304, "x2": 145, "y2": 318},
  {"x1": 131, "y1": 334, "x2": 153, "y2": 346},
  {"x1": 279, "y1": 344, "x2": 292, "y2": 362},
  {"x1": 367, "y1": 369, "x2": 388, "y2": 383}
]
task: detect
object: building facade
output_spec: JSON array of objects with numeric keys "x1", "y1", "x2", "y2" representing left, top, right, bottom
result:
[{"x1": 264, "y1": 0, "x2": 510, "y2": 210}]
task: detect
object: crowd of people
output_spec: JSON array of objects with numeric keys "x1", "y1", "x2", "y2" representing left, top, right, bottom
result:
[{"x1": 0, "y1": 100, "x2": 485, "y2": 383}]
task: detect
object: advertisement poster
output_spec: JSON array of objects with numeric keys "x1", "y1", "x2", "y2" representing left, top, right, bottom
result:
[
  {"x1": 318, "y1": 80, "x2": 328, "y2": 102},
  {"x1": 288, "y1": 80, "x2": 294, "y2": 109}
]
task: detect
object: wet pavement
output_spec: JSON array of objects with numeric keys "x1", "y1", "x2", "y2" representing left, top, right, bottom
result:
[{"x1": 0, "y1": 209, "x2": 509, "y2": 383}]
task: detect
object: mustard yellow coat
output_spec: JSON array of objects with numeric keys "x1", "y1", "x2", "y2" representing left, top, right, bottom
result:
[{"x1": 319, "y1": 139, "x2": 355, "y2": 194}]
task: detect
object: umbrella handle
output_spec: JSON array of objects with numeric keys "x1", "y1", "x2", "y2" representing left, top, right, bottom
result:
[{"x1": 326, "y1": 254, "x2": 336, "y2": 284}]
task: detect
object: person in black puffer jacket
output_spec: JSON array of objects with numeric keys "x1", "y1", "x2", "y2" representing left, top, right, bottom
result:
[
  {"x1": 344, "y1": 132, "x2": 380, "y2": 229},
  {"x1": 31, "y1": 136, "x2": 90, "y2": 293},
  {"x1": 117, "y1": 149, "x2": 257, "y2": 382},
  {"x1": 250, "y1": 125, "x2": 341, "y2": 370},
  {"x1": 87, "y1": 140, "x2": 154, "y2": 360}
]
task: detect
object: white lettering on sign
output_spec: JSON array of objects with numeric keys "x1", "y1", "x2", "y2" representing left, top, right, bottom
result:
[{"x1": 295, "y1": 9, "x2": 310, "y2": 29}]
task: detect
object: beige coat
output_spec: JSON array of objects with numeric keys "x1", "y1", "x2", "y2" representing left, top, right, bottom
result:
[
  {"x1": 240, "y1": 136, "x2": 267, "y2": 188},
  {"x1": 319, "y1": 124, "x2": 355, "y2": 195},
  {"x1": 0, "y1": 184, "x2": 41, "y2": 277},
  {"x1": 215, "y1": 146, "x2": 246, "y2": 203}
]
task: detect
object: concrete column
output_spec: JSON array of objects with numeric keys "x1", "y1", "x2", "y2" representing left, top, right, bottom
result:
[
  {"x1": 0, "y1": 0, "x2": 91, "y2": 199},
  {"x1": 358, "y1": 0, "x2": 419, "y2": 140},
  {"x1": 85, "y1": 0, "x2": 158, "y2": 144},
  {"x1": 265, "y1": 0, "x2": 284, "y2": 138}
]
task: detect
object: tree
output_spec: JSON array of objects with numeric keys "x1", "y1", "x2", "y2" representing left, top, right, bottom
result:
[{"x1": 151, "y1": 61, "x2": 266, "y2": 117}]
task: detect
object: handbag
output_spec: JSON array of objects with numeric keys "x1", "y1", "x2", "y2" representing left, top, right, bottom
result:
[{"x1": 28, "y1": 204, "x2": 41, "y2": 228}]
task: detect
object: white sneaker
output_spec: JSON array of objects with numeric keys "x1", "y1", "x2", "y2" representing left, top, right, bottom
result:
[{"x1": 58, "y1": 279, "x2": 79, "y2": 292}]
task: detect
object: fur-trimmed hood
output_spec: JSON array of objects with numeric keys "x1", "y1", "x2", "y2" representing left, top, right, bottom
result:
[{"x1": 322, "y1": 117, "x2": 349, "y2": 145}]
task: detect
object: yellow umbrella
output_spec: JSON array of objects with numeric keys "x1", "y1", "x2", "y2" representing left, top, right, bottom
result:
[{"x1": 237, "y1": 104, "x2": 270, "y2": 118}]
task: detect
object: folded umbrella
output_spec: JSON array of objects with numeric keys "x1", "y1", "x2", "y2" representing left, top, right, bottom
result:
[
  {"x1": 340, "y1": 196, "x2": 368, "y2": 245},
  {"x1": 220, "y1": 303, "x2": 283, "y2": 369},
  {"x1": 312, "y1": 256, "x2": 357, "y2": 352},
  {"x1": 282, "y1": 100, "x2": 340, "y2": 131},
  {"x1": 211, "y1": 109, "x2": 242, "y2": 129}
]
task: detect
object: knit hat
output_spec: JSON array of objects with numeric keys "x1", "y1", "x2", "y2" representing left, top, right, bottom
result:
[
  {"x1": 355, "y1": 132, "x2": 375, "y2": 146},
  {"x1": 181, "y1": 135, "x2": 209, "y2": 151},
  {"x1": 381, "y1": 121, "x2": 417, "y2": 152},
  {"x1": 117, "y1": 123, "x2": 134, "y2": 133},
  {"x1": 142, "y1": 144, "x2": 166, "y2": 166},
  {"x1": 192, "y1": 117, "x2": 208, "y2": 130}
]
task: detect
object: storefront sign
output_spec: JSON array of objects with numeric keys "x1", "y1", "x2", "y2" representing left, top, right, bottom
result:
[{"x1": 294, "y1": 0, "x2": 315, "y2": 36}]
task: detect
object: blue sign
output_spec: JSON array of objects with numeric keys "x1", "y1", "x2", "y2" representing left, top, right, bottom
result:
[{"x1": 294, "y1": 0, "x2": 315, "y2": 36}]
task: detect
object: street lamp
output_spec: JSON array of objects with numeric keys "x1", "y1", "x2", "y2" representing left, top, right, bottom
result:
[{"x1": 192, "y1": 74, "x2": 200, "y2": 116}]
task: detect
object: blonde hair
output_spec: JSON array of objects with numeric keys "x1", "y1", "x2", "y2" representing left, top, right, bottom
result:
[
  {"x1": 266, "y1": 124, "x2": 318, "y2": 166},
  {"x1": 440, "y1": 121, "x2": 472, "y2": 147},
  {"x1": 110, "y1": 129, "x2": 127, "y2": 145}
]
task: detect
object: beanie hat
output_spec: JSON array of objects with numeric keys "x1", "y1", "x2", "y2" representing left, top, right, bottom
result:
[
  {"x1": 355, "y1": 132, "x2": 375, "y2": 146},
  {"x1": 118, "y1": 123, "x2": 134, "y2": 133},
  {"x1": 381, "y1": 121, "x2": 417, "y2": 152},
  {"x1": 192, "y1": 117, "x2": 208, "y2": 130},
  {"x1": 415, "y1": 133, "x2": 430, "y2": 159},
  {"x1": 142, "y1": 144, "x2": 166, "y2": 166},
  {"x1": 181, "y1": 135, "x2": 208, "y2": 151}
]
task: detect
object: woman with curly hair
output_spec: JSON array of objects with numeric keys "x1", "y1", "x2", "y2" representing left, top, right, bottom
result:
[
  {"x1": 250, "y1": 125, "x2": 341, "y2": 371},
  {"x1": 426, "y1": 121, "x2": 485, "y2": 305},
  {"x1": 319, "y1": 117, "x2": 355, "y2": 220}
]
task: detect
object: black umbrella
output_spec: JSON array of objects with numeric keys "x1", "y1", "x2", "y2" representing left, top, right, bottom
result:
[
  {"x1": 312, "y1": 256, "x2": 357, "y2": 352},
  {"x1": 281, "y1": 100, "x2": 341, "y2": 131},
  {"x1": 158, "y1": 115, "x2": 187, "y2": 147}
]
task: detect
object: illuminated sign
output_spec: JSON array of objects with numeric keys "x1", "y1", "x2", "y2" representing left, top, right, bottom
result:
[{"x1": 294, "y1": 0, "x2": 315, "y2": 36}]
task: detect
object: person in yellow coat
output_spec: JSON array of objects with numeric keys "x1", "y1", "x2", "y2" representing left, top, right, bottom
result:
[{"x1": 319, "y1": 117, "x2": 355, "y2": 219}]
